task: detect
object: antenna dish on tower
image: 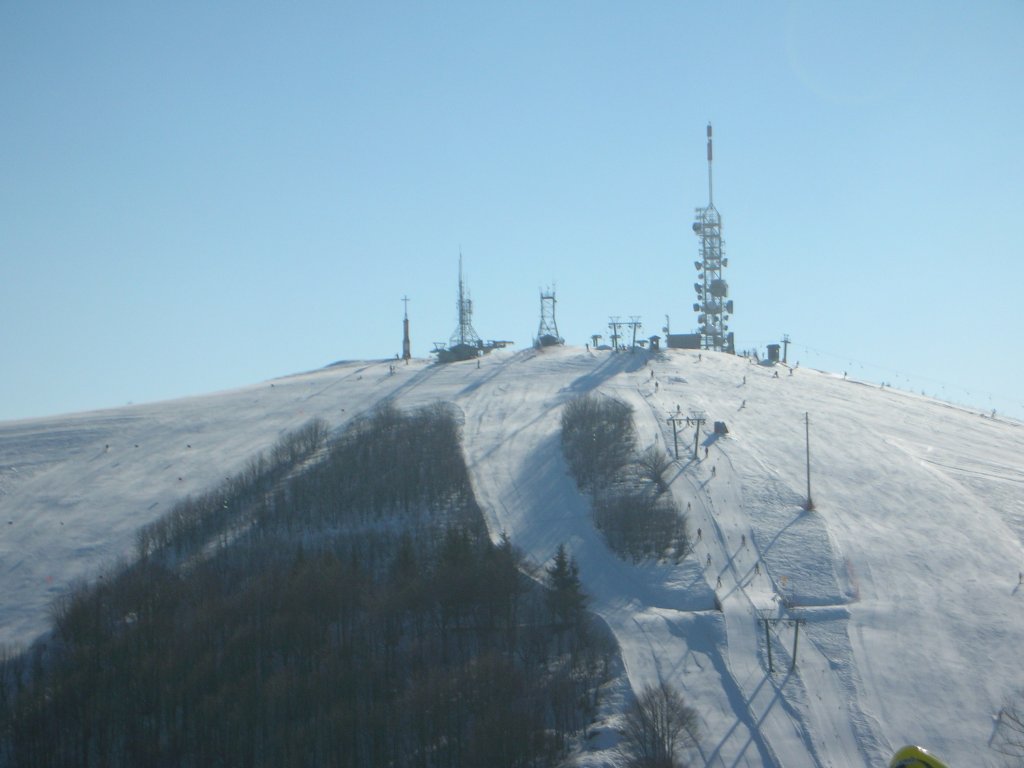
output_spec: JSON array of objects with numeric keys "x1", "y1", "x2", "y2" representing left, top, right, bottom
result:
[
  {"x1": 688, "y1": 122, "x2": 734, "y2": 354},
  {"x1": 432, "y1": 253, "x2": 513, "y2": 363}
]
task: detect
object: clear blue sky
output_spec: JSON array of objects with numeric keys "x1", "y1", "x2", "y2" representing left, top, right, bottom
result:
[{"x1": 2, "y1": 2, "x2": 1022, "y2": 422}]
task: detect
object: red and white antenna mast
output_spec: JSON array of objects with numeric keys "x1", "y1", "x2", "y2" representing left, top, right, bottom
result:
[
  {"x1": 707, "y1": 122, "x2": 714, "y2": 206},
  {"x1": 691, "y1": 122, "x2": 733, "y2": 353}
]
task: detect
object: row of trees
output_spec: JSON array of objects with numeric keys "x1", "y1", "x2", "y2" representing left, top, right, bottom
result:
[
  {"x1": 136, "y1": 417, "x2": 330, "y2": 560},
  {"x1": 561, "y1": 394, "x2": 692, "y2": 562},
  {"x1": 1, "y1": 403, "x2": 616, "y2": 767},
  {"x1": 559, "y1": 394, "x2": 701, "y2": 767}
]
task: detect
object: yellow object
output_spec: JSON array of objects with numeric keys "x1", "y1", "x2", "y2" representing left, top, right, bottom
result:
[{"x1": 889, "y1": 744, "x2": 950, "y2": 768}]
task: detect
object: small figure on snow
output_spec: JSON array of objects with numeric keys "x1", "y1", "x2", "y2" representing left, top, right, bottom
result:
[
  {"x1": 716, "y1": 575, "x2": 722, "y2": 589},
  {"x1": 697, "y1": 527, "x2": 702, "y2": 541},
  {"x1": 755, "y1": 561, "x2": 761, "y2": 576},
  {"x1": 711, "y1": 465, "x2": 717, "y2": 477},
  {"x1": 741, "y1": 534, "x2": 746, "y2": 548},
  {"x1": 706, "y1": 553, "x2": 712, "y2": 567},
  {"x1": 704, "y1": 446, "x2": 709, "y2": 458}
]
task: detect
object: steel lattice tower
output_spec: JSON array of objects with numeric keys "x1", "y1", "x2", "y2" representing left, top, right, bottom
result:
[
  {"x1": 536, "y1": 288, "x2": 563, "y2": 347},
  {"x1": 692, "y1": 124, "x2": 734, "y2": 353},
  {"x1": 449, "y1": 253, "x2": 481, "y2": 351}
]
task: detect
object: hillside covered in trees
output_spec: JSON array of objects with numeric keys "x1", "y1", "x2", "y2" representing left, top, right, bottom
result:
[{"x1": 1, "y1": 404, "x2": 615, "y2": 767}]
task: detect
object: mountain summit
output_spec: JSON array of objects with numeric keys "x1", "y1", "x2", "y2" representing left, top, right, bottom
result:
[{"x1": 2, "y1": 347, "x2": 1021, "y2": 766}]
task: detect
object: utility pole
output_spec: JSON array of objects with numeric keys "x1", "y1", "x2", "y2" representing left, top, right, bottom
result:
[
  {"x1": 782, "y1": 334, "x2": 790, "y2": 365},
  {"x1": 687, "y1": 411, "x2": 707, "y2": 460},
  {"x1": 804, "y1": 412, "x2": 814, "y2": 510},
  {"x1": 667, "y1": 413, "x2": 685, "y2": 459}
]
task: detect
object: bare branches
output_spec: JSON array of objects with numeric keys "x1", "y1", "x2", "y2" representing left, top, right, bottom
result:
[
  {"x1": 623, "y1": 681, "x2": 699, "y2": 768},
  {"x1": 993, "y1": 698, "x2": 1024, "y2": 760}
]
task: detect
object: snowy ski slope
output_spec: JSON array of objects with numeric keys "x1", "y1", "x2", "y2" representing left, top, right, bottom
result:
[{"x1": 2, "y1": 347, "x2": 1022, "y2": 766}]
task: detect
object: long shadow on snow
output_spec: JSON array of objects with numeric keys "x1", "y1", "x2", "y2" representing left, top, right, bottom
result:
[
  {"x1": 456, "y1": 349, "x2": 538, "y2": 397},
  {"x1": 661, "y1": 612, "x2": 782, "y2": 768},
  {"x1": 462, "y1": 350, "x2": 650, "y2": 473},
  {"x1": 507, "y1": 431, "x2": 711, "y2": 612},
  {"x1": 559, "y1": 350, "x2": 650, "y2": 397}
]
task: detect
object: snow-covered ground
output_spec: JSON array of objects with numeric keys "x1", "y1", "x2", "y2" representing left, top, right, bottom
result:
[{"x1": 2, "y1": 347, "x2": 1022, "y2": 767}]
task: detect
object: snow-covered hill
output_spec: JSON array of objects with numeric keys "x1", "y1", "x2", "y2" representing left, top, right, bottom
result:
[{"x1": 2, "y1": 348, "x2": 1022, "y2": 766}]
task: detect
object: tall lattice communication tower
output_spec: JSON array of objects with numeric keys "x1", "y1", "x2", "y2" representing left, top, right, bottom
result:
[
  {"x1": 692, "y1": 123, "x2": 734, "y2": 353},
  {"x1": 449, "y1": 253, "x2": 481, "y2": 352}
]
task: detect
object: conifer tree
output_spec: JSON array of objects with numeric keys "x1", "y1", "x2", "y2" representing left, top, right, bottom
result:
[{"x1": 546, "y1": 543, "x2": 585, "y2": 631}]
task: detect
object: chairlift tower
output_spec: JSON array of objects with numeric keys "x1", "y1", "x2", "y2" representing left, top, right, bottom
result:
[
  {"x1": 628, "y1": 316, "x2": 642, "y2": 349},
  {"x1": 692, "y1": 124, "x2": 734, "y2": 353},
  {"x1": 608, "y1": 316, "x2": 623, "y2": 350}
]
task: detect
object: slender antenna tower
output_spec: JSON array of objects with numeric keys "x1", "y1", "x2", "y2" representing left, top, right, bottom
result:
[
  {"x1": 692, "y1": 123, "x2": 734, "y2": 353},
  {"x1": 707, "y1": 122, "x2": 714, "y2": 206},
  {"x1": 401, "y1": 295, "x2": 411, "y2": 360},
  {"x1": 449, "y1": 252, "x2": 481, "y2": 351}
]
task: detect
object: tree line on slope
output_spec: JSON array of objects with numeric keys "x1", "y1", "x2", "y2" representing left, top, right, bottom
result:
[
  {"x1": 559, "y1": 392, "x2": 702, "y2": 767},
  {"x1": 0, "y1": 403, "x2": 615, "y2": 767},
  {"x1": 561, "y1": 393, "x2": 691, "y2": 563}
]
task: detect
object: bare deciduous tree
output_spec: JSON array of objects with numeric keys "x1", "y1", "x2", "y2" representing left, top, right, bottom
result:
[
  {"x1": 637, "y1": 445, "x2": 672, "y2": 495},
  {"x1": 993, "y1": 694, "x2": 1024, "y2": 763},
  {"x1": 623, "y1": 681, "x2": 699, "y2": 768}
]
